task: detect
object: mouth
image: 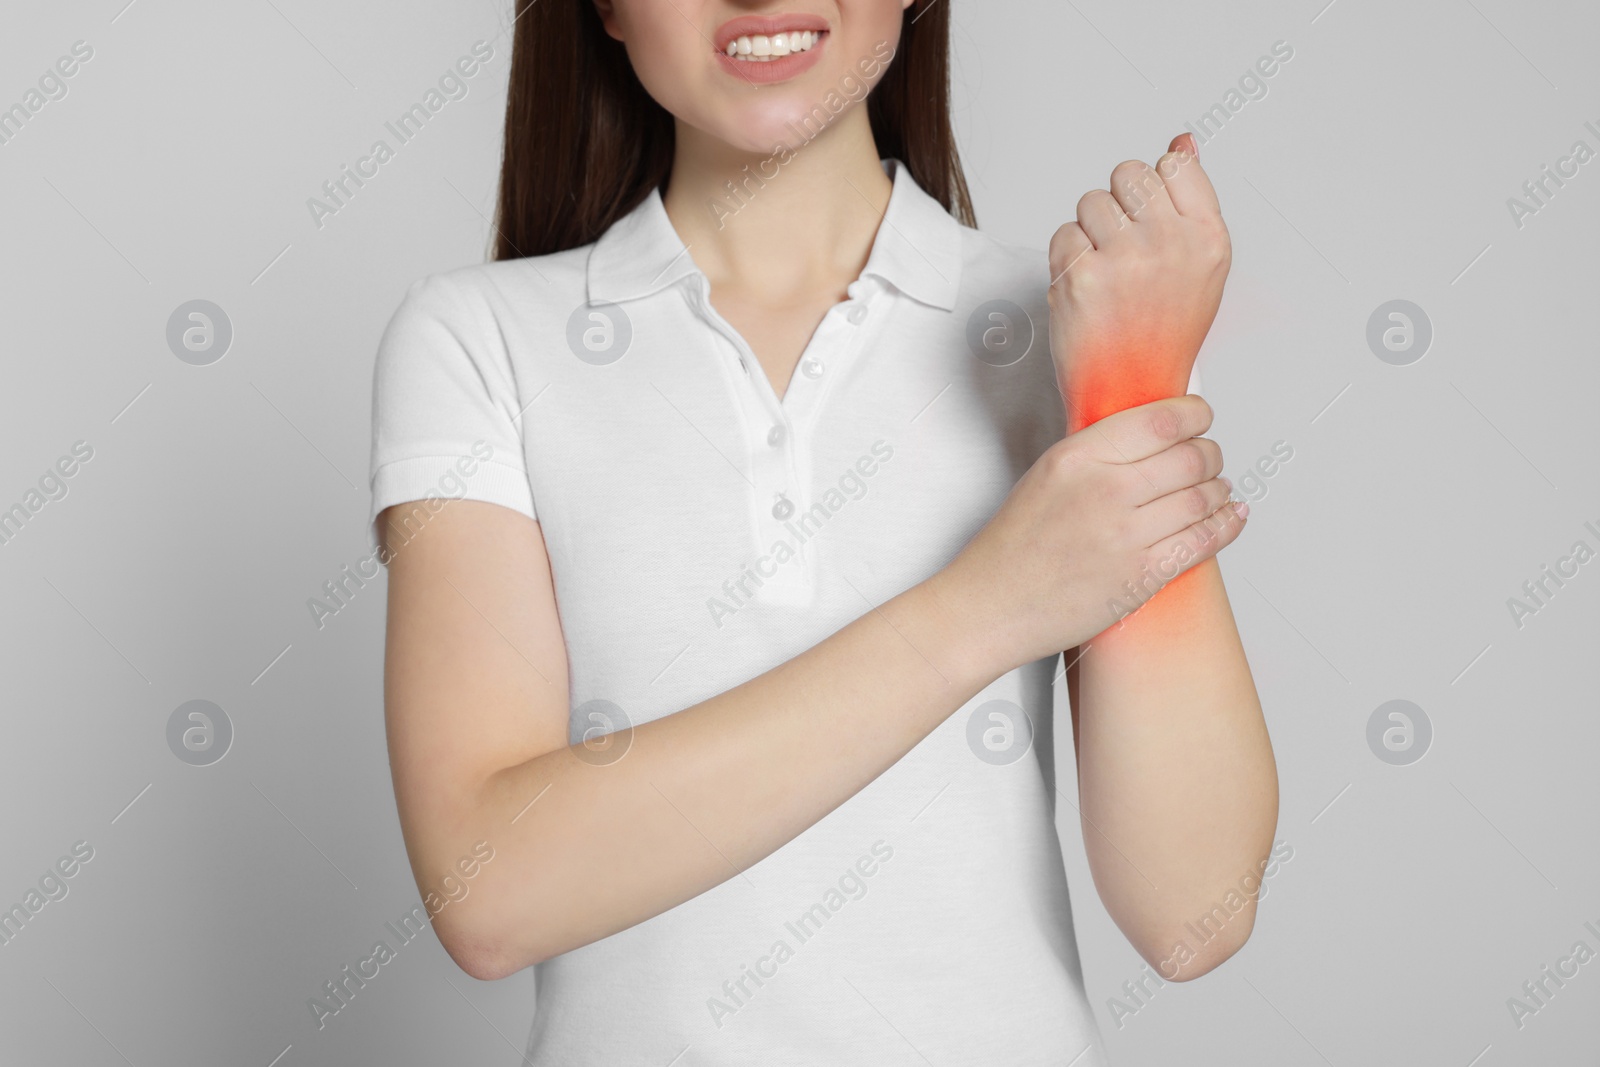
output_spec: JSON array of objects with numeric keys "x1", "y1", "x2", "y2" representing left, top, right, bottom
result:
[
  {"x1": 721, "y1": 29, "x2": 826, "y2": 61},
  {"x1": 714, "y1": 14, "x2": 830, "y2": 65}
]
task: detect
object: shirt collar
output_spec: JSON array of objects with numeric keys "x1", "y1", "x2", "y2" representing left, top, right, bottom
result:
[{"x1": 586, "y1": 157, "x2": 963, "y2": 311}]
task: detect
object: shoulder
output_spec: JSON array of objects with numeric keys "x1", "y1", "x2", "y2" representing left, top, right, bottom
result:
[
  {"x1": 956, "y1": 225, "x2": 1050, "y2": 309},
  {"x1": 949, "y1": 225, "x2": 1053, "y2": 367},
  {"x1": 388, "y1": 245, "x2": 593, "y2": 326},
  {"x1": 373, "y1": 246, "x2": 597, "y2": 395}
]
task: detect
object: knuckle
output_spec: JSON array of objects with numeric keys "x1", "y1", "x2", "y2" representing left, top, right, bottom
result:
[
  {"x1": 1063, "y1": 258, "x2": 1108, "y2": 298},
  {"x1": 1147, "y1": 405, "x2": 1182, "y2": 442},
  {"x1": 1184, "y1": 486, "x2": 1210, "y2": 518},
  {"x1": 1200, "y1": 511, "x2": 1230, "y2": 545},
  {"x1": 1077, "y1": 188, "x2": 1112, "y2": 215},
  {"x1": 1043, "y1": 439, "x2": 1082, "y2": 480},
  {"x1": 1048, "y1": 227, "x2": 1086, "y2": 283},
  {"x1": 1110, "y1": 159, "x2": 1150, "y2": 186},
  {"x1": 1208, "y1": 239, "x2": 1231, "y2": 270},
  {"x1": 1182, "y1": 441, "x2": 1208, "y2": 480},
  {"x1": 1195, "y1": 221, "x2": 1232, "y2": 264}
]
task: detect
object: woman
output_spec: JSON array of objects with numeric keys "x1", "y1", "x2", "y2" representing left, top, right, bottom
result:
[{"x1": 369, "y1": 1, "x2": 1278, "y2": 1062}]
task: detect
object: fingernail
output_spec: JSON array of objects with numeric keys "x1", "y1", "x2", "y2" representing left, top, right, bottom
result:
[
  {"x1": 1185, "y1": 132, "x2": 1200, "y2": 158},
  {"x1": 1233, "y1": 500, "x2": 1249, "y2": 519}
]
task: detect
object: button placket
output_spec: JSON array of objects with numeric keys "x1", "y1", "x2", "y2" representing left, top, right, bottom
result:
[
  {"x1": 744, "y1": 368, "x2": 801, "y2": 586},
  {"x1": 773, "y1": 284, "x2": 885, "y2": 591},
  {"x1": 721, "y1": 331, "x2": 813, "y2": 601},
  {"x1": 689, "y1": 276, "x2": 883, "y2": 607},
  {"x1": 687, "y1": 287, "x2": 800, "y2": 602}
]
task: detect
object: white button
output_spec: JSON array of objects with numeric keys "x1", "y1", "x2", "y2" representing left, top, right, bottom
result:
[
  {"x1": 801, "y1": 359, "x2": 824, "y2": 379},
  {"x1": 846, "y1": 303, "x2": 868, "y2": 325},
  {"x1": 767, "y1": 425, "x2": 785, "y2": 447},
  {"x1": 772, "y1": 494, "x2": 795, "y2": 520}
]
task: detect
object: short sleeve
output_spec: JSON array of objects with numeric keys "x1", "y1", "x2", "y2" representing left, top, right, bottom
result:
[{"x1": 368, "y1": 274, "x2": 536, "y2": 545}]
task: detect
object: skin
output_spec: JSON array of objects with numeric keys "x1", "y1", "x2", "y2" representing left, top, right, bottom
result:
[
  {"x1": 621, "y1": 0, "x2": 915, "y2": 397},
  {"x1": 380, "y1": 0, "x2": 1277, "y2": 985},
  {"x1": 1044, "y1": 136, "x2": 1278, "y2": 974}
]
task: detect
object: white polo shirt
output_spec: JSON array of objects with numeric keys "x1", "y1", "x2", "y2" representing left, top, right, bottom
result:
[{"x1": 370, "y1": 158, "x2": 1201, "y2": 1065}]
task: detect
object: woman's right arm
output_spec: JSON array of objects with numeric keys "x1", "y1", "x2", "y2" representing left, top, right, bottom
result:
[{"x1": 382, "y1": 393, "x2": 1237, "y2": 980}]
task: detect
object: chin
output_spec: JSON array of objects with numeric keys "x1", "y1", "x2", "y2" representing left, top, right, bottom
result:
[{"x1": 704, "y1": 97, "x2": 835, "y2": 155}]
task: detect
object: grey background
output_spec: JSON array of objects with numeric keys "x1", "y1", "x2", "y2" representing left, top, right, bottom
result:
[{"x1": 2, "y1": 0, "x2": 1595, "y2": 1063}]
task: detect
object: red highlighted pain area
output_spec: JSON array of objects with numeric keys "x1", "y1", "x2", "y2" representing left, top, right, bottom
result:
[
  {"x1": 1062, "y1": 337, "x2": 1191, "y2": 435},
  {"x1": 1062, "y1": 342, "x2": 1216, "y2": 644}
]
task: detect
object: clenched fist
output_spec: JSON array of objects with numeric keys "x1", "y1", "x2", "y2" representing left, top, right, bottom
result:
[{"x1": 1048, "y1": 133, "x2": 1231, "y2": 434}]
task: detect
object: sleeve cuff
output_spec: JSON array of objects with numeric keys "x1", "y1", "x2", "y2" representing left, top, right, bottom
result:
[{"x1": 368, "y1": 456, "x2": 536, "y2": 545}]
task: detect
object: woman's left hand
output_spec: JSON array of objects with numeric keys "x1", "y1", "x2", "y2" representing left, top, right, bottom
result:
[{"x1": 1046, "y1": 133, "x2": 1232, "y2": 433}]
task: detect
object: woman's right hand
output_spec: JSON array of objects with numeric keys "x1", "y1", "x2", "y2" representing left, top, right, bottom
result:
[{"x1": 932, "y1": 393, "x2": 1245, "y2": 671}]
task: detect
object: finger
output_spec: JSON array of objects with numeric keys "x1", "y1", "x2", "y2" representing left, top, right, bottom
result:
[
  {"x1": 1109, "y1": 159, "x2": 1175, "y2": 222},
  {"x1": 1122, "y1": 438, "x2": 1223, "y2": 504},
  {"x1": 1075, "y1": 395, "x2": 1214, "y2": 465},
  {"x1": 1134, "y1": 476, "x2": 1234, "y2": 545},
  {"x1": 1141, "y1": 498, "x2": 1247, "y2": 579},
  {"x1": 1047, "y1": 221, "x2": 1095, "y2": 287},
  {"x1": 1154, "y1": 136, "x2": 1221, "y2": 218},
  {"x1": 1076, "y1": 188, "x2": 1128, "y2": 248}
]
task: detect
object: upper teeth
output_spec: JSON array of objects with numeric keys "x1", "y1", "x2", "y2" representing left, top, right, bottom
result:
[{"x1": 725, "y1": 31, "x2": 821, "y2": 60}]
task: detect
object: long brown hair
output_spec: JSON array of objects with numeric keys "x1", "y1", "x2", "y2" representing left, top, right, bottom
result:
[{"x1": 492, "y1": 0, "x2": 974, "y2": 261}]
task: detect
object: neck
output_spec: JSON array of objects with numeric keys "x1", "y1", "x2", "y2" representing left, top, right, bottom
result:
[{"x1": 661, "y1": 109, "x2": 893, "y2": 293}]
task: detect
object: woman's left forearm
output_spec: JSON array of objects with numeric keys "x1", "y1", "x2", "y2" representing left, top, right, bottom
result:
[{"x1": 1067, "y1": 554, "x2": 1278, "y2": 980}]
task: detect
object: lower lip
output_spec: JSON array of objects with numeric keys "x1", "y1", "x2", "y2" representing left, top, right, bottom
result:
[{"x1": 715, "y1": 35, "x2": 826, "y2": 84}]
